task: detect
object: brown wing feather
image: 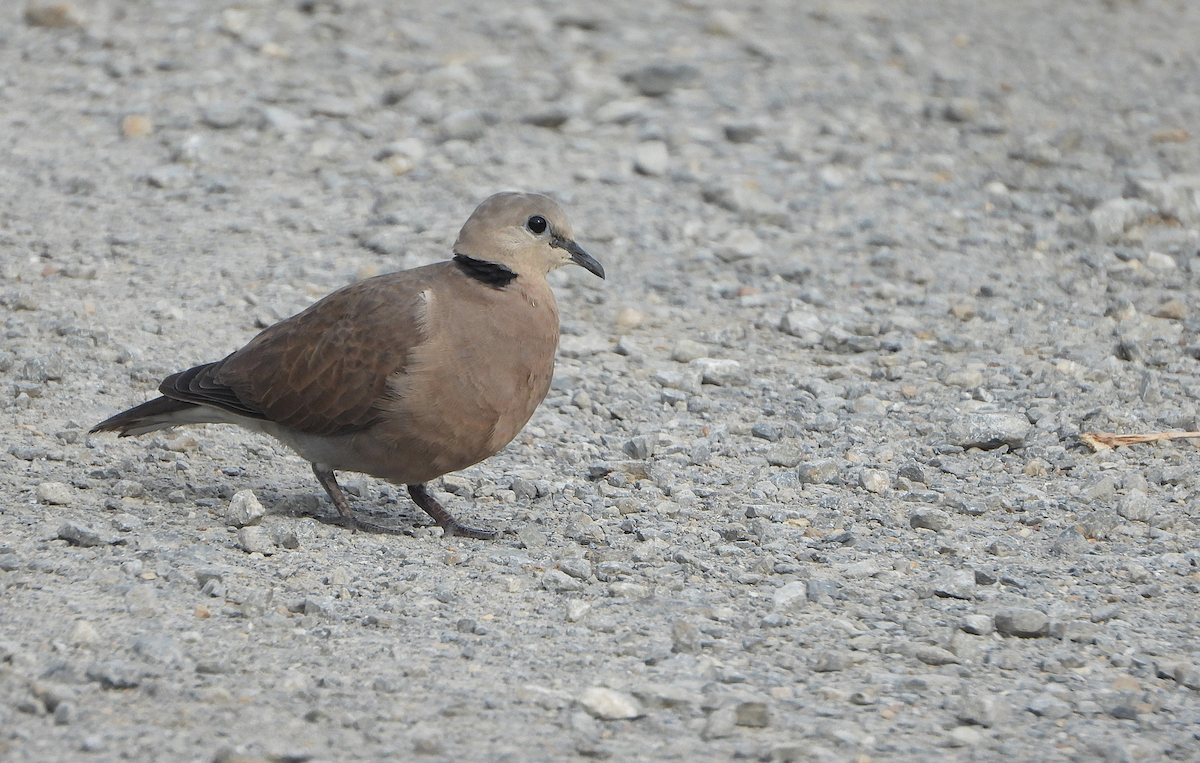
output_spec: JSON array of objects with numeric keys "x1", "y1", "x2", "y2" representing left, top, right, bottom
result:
[
  {"x1": 161, "y1": 362, "x2": 265, "y2": 418},
  {"x1": 163, "y1": 265, "x2": 437, "y2": 437}
]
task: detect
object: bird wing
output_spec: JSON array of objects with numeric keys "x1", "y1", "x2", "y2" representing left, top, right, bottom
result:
[{"x1": 160, "y1": 266, "x2": 437, "y2": 437}]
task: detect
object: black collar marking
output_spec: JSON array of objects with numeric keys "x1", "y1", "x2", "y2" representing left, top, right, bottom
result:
[
  {"x1": 453, "y1": 253, "x2": 518, "y2": 288},
  {"x1": 451, "y1": 254, "x2": 518, "y2": 287}
]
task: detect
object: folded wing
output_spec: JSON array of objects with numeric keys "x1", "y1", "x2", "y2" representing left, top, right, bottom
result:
[{"x1": 161, "y1": 271, "x2": 430, "y2": 437}]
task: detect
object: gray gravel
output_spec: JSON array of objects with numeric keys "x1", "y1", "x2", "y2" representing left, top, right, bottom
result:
[{"x1": 3, "y1": 1, "x2": 1200, "y2": 761}]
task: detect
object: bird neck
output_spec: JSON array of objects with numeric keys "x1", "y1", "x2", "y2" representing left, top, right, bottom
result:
[{"x1": 452, "y1": 253, "x2": 518, "y2": 288}]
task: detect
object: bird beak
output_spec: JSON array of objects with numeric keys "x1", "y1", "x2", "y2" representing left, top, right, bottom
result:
[{"x1": 552, "y1": 237, "x2": 605, "y2": 279}]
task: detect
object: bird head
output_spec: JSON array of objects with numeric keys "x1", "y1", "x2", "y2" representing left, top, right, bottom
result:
[{"x1": 453, "y1": 192, "x2": 605, "y2": 281}]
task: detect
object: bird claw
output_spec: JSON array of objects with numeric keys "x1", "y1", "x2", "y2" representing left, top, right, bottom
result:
[
  {"x1": 442, "y1": 521, "x2": 499, "y2": 541},
  {"x1": 342, "y1": 515, "x2": 412, "y2": 536}
]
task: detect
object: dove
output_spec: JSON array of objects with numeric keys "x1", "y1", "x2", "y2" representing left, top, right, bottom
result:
[{"x1": 91, "y1": 192, "x2": 604, "y2": 539}]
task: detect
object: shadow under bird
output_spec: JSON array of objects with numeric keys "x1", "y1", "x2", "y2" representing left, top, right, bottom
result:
[{"x1": 91, "y1": 192, "x2": 605, "y2": 539}]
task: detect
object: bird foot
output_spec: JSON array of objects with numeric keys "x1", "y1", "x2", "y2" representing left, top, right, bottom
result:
[
  {"x1": 310, "y1": 464, "x2": 498, "y2": 540},
  {"x1": 439, "y1": 521, "x2": 499, "y2": 541},
  {"x1": 408, "y1": 483, "x2": 497, "y2": 540},
  {"x1": 342, "y1": 515, "x2": 413, "y2": 536},
  {"x1": 311, "y1": 464, "x2": 409, "y2": 535}
]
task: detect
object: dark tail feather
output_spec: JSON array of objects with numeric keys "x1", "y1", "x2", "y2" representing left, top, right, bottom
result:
[{"x1": 91, "y1": 396, "x2": 200, "y2": 437}]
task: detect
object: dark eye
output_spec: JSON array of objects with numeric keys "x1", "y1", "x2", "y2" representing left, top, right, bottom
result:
[{"x1": 526, "y1": 215, "x2": 548, "y2": 235}]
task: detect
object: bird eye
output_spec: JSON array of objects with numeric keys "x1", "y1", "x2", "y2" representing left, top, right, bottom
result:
[{"x1": 526, "y1": 215, "x2": 548, "y2": 235}]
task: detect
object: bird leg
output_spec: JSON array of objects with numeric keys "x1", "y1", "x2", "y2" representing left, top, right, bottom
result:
[
  {"x1": 310, "y1": 464, "x2": 497, "y2": 540},
  {"x1": 311, "y1": 463, "x2": 408, "y2": 536},
  {"x1": 407, "y1": 483, "x2": 498, "y2": 540}
]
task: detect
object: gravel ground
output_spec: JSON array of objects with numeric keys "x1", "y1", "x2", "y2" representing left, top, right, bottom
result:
[{"x1": 3, "y1": 1, "x2": 1200, "y2": 761}]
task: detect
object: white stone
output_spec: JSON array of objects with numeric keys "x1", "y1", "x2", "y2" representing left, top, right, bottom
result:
[
  {"x1": 671, "y1": 339, "x2": 709, "y2": 363},
  {"x1": 841, "y1": 560, "x2": 881, "y2": 579},
  {"x1": 1130, "y1": 173, "x2": 1200, "y2": 224},
  {"x1": 558, "y1": 334, "x2": 611, "y2": 358},
  {"x1": 634, "y1": 141, "x2": 669, "y2": 176},
  {"x1": 542, "y1": 569, "x2": 583, "y2": 592},
  {"x1": 440, "y1": 110, "x2": 486, "y2": 142},
  {"x1": 381, "y1": 137, "x2": 426, "y2": 163},
  {"x1": 772, "y1": 581, "x2": 807, "y2": 612},
  {"x1": 565, "y1": 600, "x2": 591, "y2": 622},
  {"x1": 125, "y1": 584, "x2": 158, "y2": 617},
  {"x1": 780, "y1": 311, "x2": 823, "y2": 340},
  {"x1": 715, "y1": 229, "x2": 762, "y2": 262},
  {"x1": 517, "y1": 684, "x2": 573, "y2": 710},
  {"x1": 260, "y1": 105, "x2": 306, "y2": 135},
  {"x1": 947, "y1": 726, "x2": 983, "y2": 747},
  {"x1": 690, "y1": 358, "x2": 748, "y2": 386},
  {"x1": 1088, "y1": 198, "x2": 1155, "y2": 242},
  {"x1": 819, "y1": 165, "x2": 849, "y2": 189},
  {"x1": 578, "y1": 687, "x2": 642, "y2": 720},
  {"x1": 146, "y1": 164, "x2": 189, "y2": 189},
  {"x1": 236, "y1": 526, "x2": 274, "y2": 554},
  {"x1": 68, "y1": 620, "x2": 99, "y2": 645},
  {"x1": 593, "y1": 99, "x2": 645, "y2": 124},
  {"x1": 37, "y1": 482, "x2": 75, "y2": 506},
  {"x1": 1145, "y1": 251, "x2": 1177, "y2": 271},
  {"x1": 221, "y1": 490, "x2": 265, "y2": 527},
  {"x1": 859, "y1": 469, "x2": 889, "y2": 494},
  {"x1": 650, "y1": 369, "x2": 702, "y2": 394},
  {"x1": 705, "y1": 9, "x2": 745, "y2": 35}
]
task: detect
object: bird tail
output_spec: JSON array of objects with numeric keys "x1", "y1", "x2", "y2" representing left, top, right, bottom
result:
[{"x1": 91, "y1": 397, "x2": 223, "y2": 437}]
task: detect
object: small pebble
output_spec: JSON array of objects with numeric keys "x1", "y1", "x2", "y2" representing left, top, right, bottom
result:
[
  {"x1": 946, "y1": 412, "x2": 1031, "y2": 450},
  {"x1": 1028, "y1": 694, "x2": 1072, "y2": 719},
  {"x1": 125, "y1": 585, "x2": 158, "y2": 617},
  {"x1": 1116, "y1": 489, "x2": 1154, "y2": 522},
  {"x1": 994, "y1": 608, "x2": 1050, "y2": 638},
  {"x1": 542, "y1": 569, "x2": 583, "y2": 593},
  {"x1": 623, "y1": 63, "x2": 701, "y2": 97},
  {"x1": 68, "y1": 620, "x2": 99, "y2": 645},
  {"x1": 934, "y1": 569, "x2": 975, "y2": 599},
  {"x1": 57, "y1": 523, "x2": 105, "y2": 547},
  {"x1": 25, "y1": 2, "x2": 85, "y2": 28},
  {"x1": 634, "y1": 141, "x2": 669, "y2": 176},
  {"x1": 671, "y1": 339, "x2": 709, "y2": 363},
  {"x1": 1152, "y1": 298, "x2": 1187, "y2": 320},
  {"x1": 766, "y1": 445, "x2": 802, "y2": 468},
  {"x1": 440, "y1": 110, "x2": 487, "y2": 142},
  {"x1": 812, "y1": 651, "x2": 849, "y2": 672},
  {"x1": 734, "y1": 701, "x2": 771, "y2": 727},
  {"x1": 615, "y1": 308, "x2": 644, "y2": 329},
  {"x1": 1051, "y1": 528, "x2": 1088, "y2": 556},
  {"x1": 120, "y1": 115, "x2": 153, "y2": 138},
  {"x1": 946, "y1": 725, "x2": 983, "y2": 747},
  {"x1": 956, "y1": 695, "x2": 1004, "y2": 727},
  {"x1": 909, "y1": 639, "x2": 959, "y2": 665},
  {"x1": 37, "y1": 482, "x2": 76, "y2": 506},
  {"x1": 236, "y1": 526, "x2": 274, "y2": 554},
  {"x1": 910, "y1": 509, "x2": 951, "y2": 532},
  {"x1": 960, "y1": 614, "x2": 994, "y2": 636},
  {"x1": 518, "y1": 525, "x2": 547, "y2": 549},
  {"x1": 859, "y1": 469, "x2": 889, "y2": 493},
  {"x1": 797, "y1": 459, "x2": 839, "y2": 484},
  {"x1": 671, "y1": 620, "x2": 703, "y2": 653},
  {"x1": 578, "y1": 687, "x2": 642, "y2": 720}
]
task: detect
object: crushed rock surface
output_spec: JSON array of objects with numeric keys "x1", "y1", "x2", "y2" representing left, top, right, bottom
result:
[{"x1": 2, "y1": 1, "x2": 1200, "y2": 761}]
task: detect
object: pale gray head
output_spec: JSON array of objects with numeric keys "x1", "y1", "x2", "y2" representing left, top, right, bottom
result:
[{"x1": 453, "y1": 192, "x2": 604, "y2": 280}]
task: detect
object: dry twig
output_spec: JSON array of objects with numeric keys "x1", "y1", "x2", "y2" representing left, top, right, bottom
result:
[{"x1": 1080, "y1": 431, "x2": 1200, "y2": 452}]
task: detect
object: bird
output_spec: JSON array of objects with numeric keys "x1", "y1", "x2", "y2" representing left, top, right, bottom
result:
[{"x1": 91, "y1": 192, "x2": 604, "y2": 540}]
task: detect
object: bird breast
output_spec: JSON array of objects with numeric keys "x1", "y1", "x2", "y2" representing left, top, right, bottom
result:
[{"x1": 370, "y1": 276, "x2": 560, "y2": 483}]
